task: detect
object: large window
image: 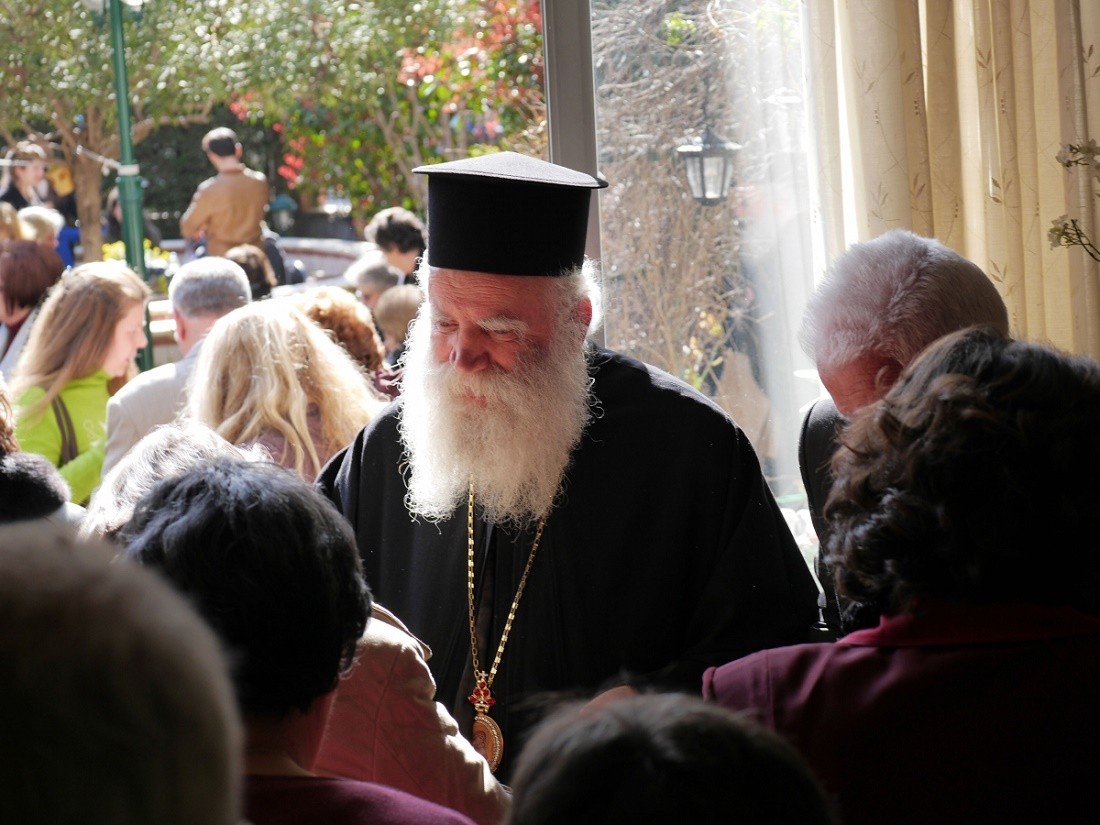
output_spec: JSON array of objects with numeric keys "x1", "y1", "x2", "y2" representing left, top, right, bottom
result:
[{"x1": 547, "y1": 1, "x2": 820, "y2": 516}]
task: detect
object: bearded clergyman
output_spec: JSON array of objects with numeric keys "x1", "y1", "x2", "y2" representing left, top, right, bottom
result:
[{"x1": 318, "y1": 152, "x2": 819, "y2": 781}]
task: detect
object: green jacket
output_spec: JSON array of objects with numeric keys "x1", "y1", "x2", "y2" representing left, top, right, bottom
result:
[{"x1": 16, "y1": 371, "x2": 110, "y2": 505}]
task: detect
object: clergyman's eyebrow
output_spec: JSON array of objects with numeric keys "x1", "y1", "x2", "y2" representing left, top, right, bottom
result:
[{"x1": 480, "y1": 316, "x2": 529, "y2": 335}]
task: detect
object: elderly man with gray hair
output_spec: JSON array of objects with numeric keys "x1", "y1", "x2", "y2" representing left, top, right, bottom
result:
[
  {"x1": 798, "y1": 229, "x2": 1009, "y2": 636},
  {"x1": 102, "y1": 257, "x2": 250, "y2": 475}
]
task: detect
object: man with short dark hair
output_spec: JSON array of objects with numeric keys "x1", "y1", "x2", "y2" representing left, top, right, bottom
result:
[
  {"x1": 103, "y1": 257, "x2": 251, "y2": 475},
  {"x1": 321, "y1": 152, "x2": 819, "y2": 780},
  {"x1": 180, "y1": 127, "x2": 269, "y2": 257},
  {"x1": 364, "y1": 206, "x2": 426, "y2": 280}
]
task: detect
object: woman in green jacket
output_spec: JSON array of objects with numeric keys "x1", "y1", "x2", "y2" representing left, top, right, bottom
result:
[{"x1": 11, "y1": 262, "x2": 149, "y2": 503}]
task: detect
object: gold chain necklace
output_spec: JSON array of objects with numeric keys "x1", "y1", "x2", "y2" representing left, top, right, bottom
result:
[{"x1": 466, "y1": 480, "x2": 546, "y2": 774}]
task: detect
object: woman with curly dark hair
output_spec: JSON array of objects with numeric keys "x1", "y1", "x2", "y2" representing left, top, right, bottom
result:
[{"x1": 705, "y1": 326, "x2": 1100, "y2": 825}]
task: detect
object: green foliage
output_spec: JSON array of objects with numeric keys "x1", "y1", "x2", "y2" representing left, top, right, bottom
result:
[
  {"x1": 246, "y1": 0, "x2": 545, "y2": 218},
  {"x1": 659, "y1": 11, "x2": 697, "y2": 47},
  {"x1": 0, "y1": 0, "x2": 544, "y2": 247}
]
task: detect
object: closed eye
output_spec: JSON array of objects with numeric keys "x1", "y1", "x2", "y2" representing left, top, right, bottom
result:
[{"x1": 480, "y1": 319, "x2": 528, "y2": 342}]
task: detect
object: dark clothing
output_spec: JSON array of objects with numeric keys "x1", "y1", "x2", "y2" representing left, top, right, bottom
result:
[
  {"x1": 798, "y1": 396, "x2": 843, "y2": 637},
  {"x1": 704, "y1": 601, "x2": 1100, "y2": 825},
  {"x1": 798, "y1": 396, "x2": 838, "y2": 543},
  {"x1": 320, "y1": 347, "x2": 819, "y2": 780},
  {"x1": 0, "y1": 185, "x2": 30, "y2": 210},
  {"x1": 798, "y1": 396, "x2": 876, "y2": 637},
  {"x1": 245, "y1": 775, "x2": 475, "y2": 825}
]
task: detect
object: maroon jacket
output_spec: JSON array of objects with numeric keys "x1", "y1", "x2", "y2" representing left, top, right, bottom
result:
[
  {"x1": 245, "y1": 775, "x2": 475, "y2": 825},
  {"x1": 704, "y1": 602, "x2": 1100, "y2": 824}
]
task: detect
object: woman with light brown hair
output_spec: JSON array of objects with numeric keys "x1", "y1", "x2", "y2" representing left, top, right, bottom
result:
[
  {"x1": 187, "y1": 300, "x2": 385, "y2": 482},
  {"x1": 0, "y1": 141, "x2": 47, "y2": 210},
  {"x1": 12, "y1": 262, "x2": 150, "y2": 503}
]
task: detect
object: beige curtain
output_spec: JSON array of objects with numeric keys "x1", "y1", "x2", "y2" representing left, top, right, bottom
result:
[{"x1": 803, "y1": 0, "x2": 1100, "y2": 357}]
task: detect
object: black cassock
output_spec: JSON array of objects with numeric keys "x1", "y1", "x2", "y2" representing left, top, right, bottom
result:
[{"x1": 319, "y1": 347, "x2": 819, "y2": 780}]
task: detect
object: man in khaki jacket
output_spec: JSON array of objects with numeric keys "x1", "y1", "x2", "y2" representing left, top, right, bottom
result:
[{"x1": 180, "y1": 128, "x2": 269, "y2": 257}]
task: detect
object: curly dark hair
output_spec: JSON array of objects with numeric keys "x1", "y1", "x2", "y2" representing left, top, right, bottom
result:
[
  {"x1": 295, "y1": 285, "x2": 385, "y2": 373},
  {"x1": 824, "y1": 326, "x2": 1100, "y2": 616},
  {"x1": 120, "y1": 458, "x2": 371, "y2": 717},
  {"x1": 365, "y1": 206, "x2": 426, "y2": 255}
]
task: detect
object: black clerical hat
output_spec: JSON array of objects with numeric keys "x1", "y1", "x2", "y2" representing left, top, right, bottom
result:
[{"x1": 413, "y1": 152, "x2": 607, "y2": 277}]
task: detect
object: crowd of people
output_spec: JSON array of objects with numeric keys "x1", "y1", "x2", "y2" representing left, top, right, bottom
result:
[{"x1": 1, "y1": 138, "x2": 1098, "y2": 825}]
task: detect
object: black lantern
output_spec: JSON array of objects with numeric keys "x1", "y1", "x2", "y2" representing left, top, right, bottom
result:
[{"x1": 676, "y1": 123, "x2": 741, "y2": 206}]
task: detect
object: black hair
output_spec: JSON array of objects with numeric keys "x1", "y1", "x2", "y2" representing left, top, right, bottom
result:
[
  {"x1": 202, "y1": 128, "x2": 239, "y2": 158},
  {"x1": 507, "y1": 694, "x2": 835, "y2": 825},
  {"x1": 365, "y1": 207, "x2": 426, "y2": 254},
  {"x1": 120, "y1": 458, "x2": 371, "y2": 716}
]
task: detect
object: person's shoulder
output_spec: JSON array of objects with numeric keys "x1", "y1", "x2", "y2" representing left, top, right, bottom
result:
[
  {"x1": 111, "y1": 362, "x2": 181, "y2": 401},
  {"x1": 244, "y1": 167, "x2": 267, "y2": 184},
  {"x1": 704, "y1": 641, "x2": 839, "y2": 702},
  {"x1": 249, "y1": 775, "x2": 475, "y2": 824},
  {"x1": 15, "y1": 384, "x2": 46, "y2": 408},
  {"x1": 193, "y1": 174, "x2": 219, "y2": 193},
  {"x1": 63, "y1": 370, "x2": 110, "y2": 394},
  {"x1": 591, "y1": 346, "x2": 734, "y2": 425},
  {"x1": 804, "y1": 396, "x2": 842, "y2": 431},
  {"x1": 363, "y1": 603, "x2": 432, "y2": 661}
]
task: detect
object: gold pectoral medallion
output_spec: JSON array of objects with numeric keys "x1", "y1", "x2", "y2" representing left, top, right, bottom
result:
[
  {"x1": 471, "y1": 711, "x2": 504, "y2": 773},
  {"x1": 466, "y1": 483, "x2": 548, "y2": 776}
]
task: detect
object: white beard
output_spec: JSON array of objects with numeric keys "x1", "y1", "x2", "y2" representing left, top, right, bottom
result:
[{"x1": 398, "y1": 309, "x2": 593, "y2": 528}]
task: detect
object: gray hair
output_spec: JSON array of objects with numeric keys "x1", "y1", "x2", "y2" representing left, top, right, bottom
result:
[
  {"x1": 799, "y1": 229, "x2": 1008, "y2": 373},
  {"x1": 82, "y1": 422, "x2": 260, "y2": 540},
  {"x1": 168, "y1": 257, "x2": 251, "y2": 319},
  {"x1": 344, "y1": 250, "x2": 402, "y2": 294}
]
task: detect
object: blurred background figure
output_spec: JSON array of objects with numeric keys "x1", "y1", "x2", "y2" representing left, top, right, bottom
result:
[
  {"x1": 187, "y1": 301, "x2": 384, "y2": 482},
  {"x1": 372, "y1": 283, "x2": 422, "y2": 367},
  {"x1": 0, "y1": 525, "x2": 242, "y2": 825},
  {"x1": 11, "y1": 262, "x2": 149, "y2": 503},
  {"x1": 706, "y1": 327, "x2": 1100, "y2": 825},
  {"x1": 103, "y1": 186, "x2": 163, "y2": 248},
  {"x1": 294, "y1": 285, "x2": 386, "y2": 375},
  {"x1": 17, "y1": 205, "x2": 63, "y2": 251},
  {"x1": 506, "y1": 694, "x2": 834, "y2": 825},
  {"x1": 180, "y1": 127, "x2": 269, "y2": 258},
  {"x1": 344, "y1": 249, "x2": 401, "y2": 310},
  {"x1": 225, "y1": 242, "x2": 277, "y2": 300},
  {"x1": 0, "y1": 239, "x2": 65, "y2": 379},
  {"x1": 0, "y1": 203, "x2": 26, "y2": 241},
  {"x1": 0, "y1": 141, "x2": 47, "y2": 210},
  {"x1": 120, "y1": 459, "x2": 475, "y2": 825},
  {"x1": 364, "y1": 206, "x2": 426, "y2": 282}
]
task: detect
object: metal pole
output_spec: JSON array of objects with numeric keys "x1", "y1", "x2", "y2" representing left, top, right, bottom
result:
[{"x1": 107, "y1": 0, "x2": 153, "y2": 371}]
